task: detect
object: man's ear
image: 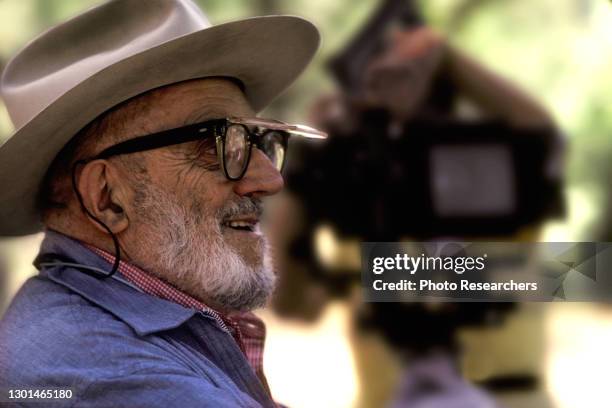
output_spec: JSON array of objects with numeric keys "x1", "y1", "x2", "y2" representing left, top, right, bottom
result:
[{"x1": 76, "y1": 160, "x2": 130, "y2": 234}]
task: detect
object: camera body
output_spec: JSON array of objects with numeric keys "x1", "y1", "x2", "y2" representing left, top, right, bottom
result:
[{"x1": 289, "y1": 109, "x2": 564, "y2": 240}]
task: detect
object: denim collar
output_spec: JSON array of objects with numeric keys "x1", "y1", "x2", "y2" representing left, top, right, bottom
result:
[{"x1": 35, "y1": 229, "x2": 199, "y2": 336}]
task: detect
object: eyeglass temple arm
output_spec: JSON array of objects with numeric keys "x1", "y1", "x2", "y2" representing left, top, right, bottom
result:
[{"x1": 93, "y1": 121, "x2": 224, "y2": 160}]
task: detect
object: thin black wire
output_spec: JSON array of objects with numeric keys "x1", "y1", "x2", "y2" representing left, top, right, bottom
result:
[{"x1": 71, "y1": 160, "x2": 120, "y2": 278}]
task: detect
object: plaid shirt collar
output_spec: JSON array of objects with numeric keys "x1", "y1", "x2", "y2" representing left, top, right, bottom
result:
[{"x1": 84, "y1": 244, "x2": 268, "y2": 387}]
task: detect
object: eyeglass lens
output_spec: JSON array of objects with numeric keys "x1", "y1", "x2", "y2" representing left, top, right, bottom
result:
[
  {"x1": 259, "y1": 130, "x2": 286, "y2": 171},
  {"x1": 224, "y1": 124, "x2": 250, "y2": 178},
  {"x1": 223, "y1": 125, "x2": 286, "y2": 178}
]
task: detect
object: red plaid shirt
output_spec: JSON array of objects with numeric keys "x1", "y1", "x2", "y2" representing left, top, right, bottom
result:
[{"x1": 86, "y1": 245, "x2": 270, "y2": 393}]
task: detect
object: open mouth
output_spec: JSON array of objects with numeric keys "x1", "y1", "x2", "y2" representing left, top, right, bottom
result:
[{"x1": 222, "y1": 218, "x2": 258, "y2": 233}]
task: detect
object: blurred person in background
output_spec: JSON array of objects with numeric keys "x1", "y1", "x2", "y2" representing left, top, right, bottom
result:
[
  {"x1": 0, "y1": 0, "x2": 326, "y2": 406},
  {"x1": 363, "y1": 25, "x2": 559, "y2": 408},
  {"x1": 276, "y1": 1, "x2": 563, "y2": 405}
]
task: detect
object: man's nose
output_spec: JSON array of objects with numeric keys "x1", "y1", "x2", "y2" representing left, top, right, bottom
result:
[{"x1": 233, "y1": 148, "x2": 284, "y2": 197}]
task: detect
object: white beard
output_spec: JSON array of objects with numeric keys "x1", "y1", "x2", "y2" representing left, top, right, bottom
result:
[{"x1": 130, "y1": 182, "x2": 276, "y2": 312}]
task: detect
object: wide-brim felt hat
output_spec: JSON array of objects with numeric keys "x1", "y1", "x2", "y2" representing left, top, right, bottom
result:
[{"x1": 0, "y1": 0, "x2": 320, "y2": 236}]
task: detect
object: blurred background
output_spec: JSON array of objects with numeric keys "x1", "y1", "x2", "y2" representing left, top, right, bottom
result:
[{"x1": 1, "y1": 0, "x2": 612, "y2": 407}]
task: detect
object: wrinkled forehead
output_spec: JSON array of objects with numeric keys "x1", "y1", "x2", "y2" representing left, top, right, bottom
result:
[{"x1": 105, "y1": 77, "x2": 255, "y2": 142}]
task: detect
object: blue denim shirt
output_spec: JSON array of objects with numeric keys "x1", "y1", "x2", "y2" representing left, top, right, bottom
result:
[{"x1": 0, "y1": 230, "x2": 276, "y2": 407}]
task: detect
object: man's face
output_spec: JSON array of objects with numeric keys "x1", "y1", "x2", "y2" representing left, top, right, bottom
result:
[{"x1": 111, "y1": 78, "x2": 284, "y2": 312}]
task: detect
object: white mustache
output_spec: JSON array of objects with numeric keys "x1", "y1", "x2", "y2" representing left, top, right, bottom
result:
[{"x1": 220, "y1": 198, "x2": 263, "y2": 222}]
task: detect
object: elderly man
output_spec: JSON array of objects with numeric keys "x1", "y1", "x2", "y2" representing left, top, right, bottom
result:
[{"x1": 0, "y1": 0, "x2": 324, "y2": 406}]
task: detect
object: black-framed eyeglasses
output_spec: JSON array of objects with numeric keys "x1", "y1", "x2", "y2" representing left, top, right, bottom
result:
[{"x1": 91, "y1": 117, "x2": 327, "y2": 180}]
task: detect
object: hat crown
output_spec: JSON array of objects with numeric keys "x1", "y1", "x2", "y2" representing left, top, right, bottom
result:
[{"x1": 1, "y1": 0, "x2": 210, "y2": 130}]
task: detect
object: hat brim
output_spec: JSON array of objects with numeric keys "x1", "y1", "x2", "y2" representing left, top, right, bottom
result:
[{"x1": 0, "y1": 15, "x2": 319, "y2": 236}]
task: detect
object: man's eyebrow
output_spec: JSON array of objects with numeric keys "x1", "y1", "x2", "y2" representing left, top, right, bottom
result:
[{"x1": 182, "y1": 108, "x2": 226, "y2": 125}]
